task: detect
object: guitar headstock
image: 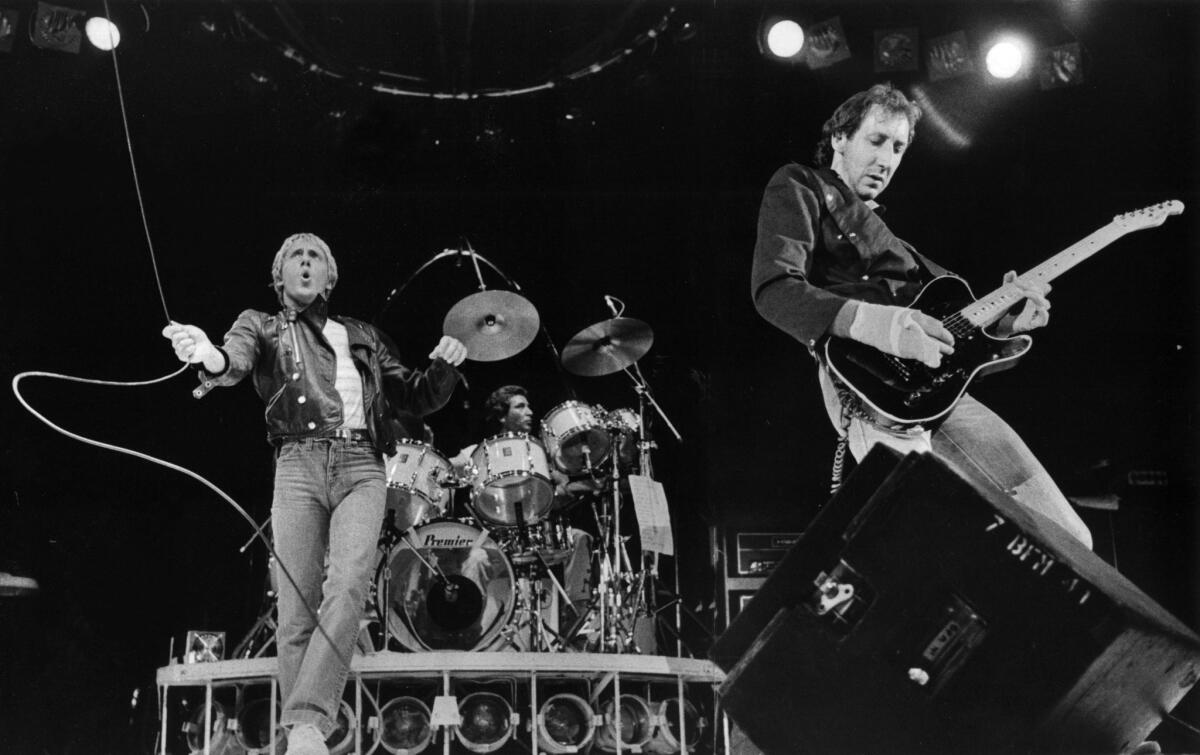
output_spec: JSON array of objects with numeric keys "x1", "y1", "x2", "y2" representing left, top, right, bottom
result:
[{"x1": 1112, "y1": 200, "x2": 1185, "y2": 231}]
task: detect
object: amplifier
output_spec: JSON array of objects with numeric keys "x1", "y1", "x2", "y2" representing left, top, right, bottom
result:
[{"x1": 719, "y1": 528, "x2": 802, "y2": 629}]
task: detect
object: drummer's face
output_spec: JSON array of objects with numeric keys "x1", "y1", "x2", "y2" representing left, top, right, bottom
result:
[{"x1": 502, "y1": 395, "x2": 533, "y2": 434}]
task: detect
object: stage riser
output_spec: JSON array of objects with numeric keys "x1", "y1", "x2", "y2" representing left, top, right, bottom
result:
[{"x1": 157, "y1": 652, "x2": 724, "y2": 755}]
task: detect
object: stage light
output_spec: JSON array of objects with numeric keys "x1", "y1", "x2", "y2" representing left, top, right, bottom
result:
[
  {"x1": 378, "y1": 696, "x2": 433, "y2": 755},
  {"x1": 327, "y1": 700, "x2": 357, "y2": 755},
  {"x1": 594, "y1": 694, "x2": 654, "y2": 753},
  {"x1": 536, "y1": 693, "x2": 597, "y2": 753},
  {"x1": 182, "y1": 700, "x2": 233, "y2": 754},
  {"x1": 234, "y1": 697, "x2": 284, "y2": 753},
  {"x1": 764, "y1": 19, "x2": 804, "y2": 58},
  {"x1": 985, "y1": 37, "x2": 1029, "y2": 79},
  {"x1": 84, "y1": 15, "x2": 119, "y2": 50},
  {"x1": 645, "y1": 697, "x2": 704, "y2": 754},
  {"x1": 454, "y1": 692, "x2": 516, "y2": 753}
]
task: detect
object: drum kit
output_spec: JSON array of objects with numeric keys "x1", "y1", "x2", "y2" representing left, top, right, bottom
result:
[{"x1": 368, "y1": 245, "x2": 681, "y2": 655}]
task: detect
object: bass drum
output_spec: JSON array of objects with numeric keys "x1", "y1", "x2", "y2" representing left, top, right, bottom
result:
[{"x1": 378, "y1": 520, "x2": 515, "y2": 651}]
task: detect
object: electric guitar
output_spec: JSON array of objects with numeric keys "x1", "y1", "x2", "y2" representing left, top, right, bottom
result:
[{"x1": 822, "y1": 200, "x2": 1185, "y2": 428}]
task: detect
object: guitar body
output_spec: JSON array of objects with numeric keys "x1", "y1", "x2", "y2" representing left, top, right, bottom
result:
[{"x1": 822, "y1": 275, "x2": 1033, "y2": 427}]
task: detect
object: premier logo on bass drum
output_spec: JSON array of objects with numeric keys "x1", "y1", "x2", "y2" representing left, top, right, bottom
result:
[{"x1": 422, "y1": 534, "x2": 474, "y2": 548}]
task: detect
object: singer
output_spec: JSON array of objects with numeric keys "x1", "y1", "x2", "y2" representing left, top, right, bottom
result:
[{"x1": 162, "y1": 233, "x2": 467, "y2": 755}]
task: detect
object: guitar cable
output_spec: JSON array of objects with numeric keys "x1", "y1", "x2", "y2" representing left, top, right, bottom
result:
[{"x1": 11, "y1": 0, "x2": 353, "y2": 683}]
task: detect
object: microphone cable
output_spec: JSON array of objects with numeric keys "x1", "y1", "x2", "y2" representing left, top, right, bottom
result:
[{"x1": 11, "y1": 0, "x2": 353, "y2": 678}]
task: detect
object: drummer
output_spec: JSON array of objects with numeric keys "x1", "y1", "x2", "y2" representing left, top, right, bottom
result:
[{"x1": 450, "y1": 385, "x2": 594, "y2": 612}]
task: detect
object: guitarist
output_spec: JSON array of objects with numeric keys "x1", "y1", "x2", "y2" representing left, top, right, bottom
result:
[{"x1": 751, "y1": 84, "x2": 1092, "y2": 549}]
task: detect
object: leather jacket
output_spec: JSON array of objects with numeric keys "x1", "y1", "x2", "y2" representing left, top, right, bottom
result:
[{"x1": 192, "y1": 296, "x2": 460, "y2": 454}]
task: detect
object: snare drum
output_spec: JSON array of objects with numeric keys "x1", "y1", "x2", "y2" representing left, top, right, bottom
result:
[
  {"x1": 541, "y1": 401, "x2": 611, "y2": 475},
  {"x1": 385, "y1": 441, "x2": 452, "y2": 532},
  {"x1": 495, "y1": 513, "x2": 575, "y2": 567},
  {"x1": 376, "y1": 520, "x2": 515, "y2": 651},
  {"x1": 469, "y1": 433, "x2": 554, "y2": 526}
]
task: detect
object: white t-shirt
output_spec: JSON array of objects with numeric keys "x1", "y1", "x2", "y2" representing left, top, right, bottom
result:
[{"x1": 322, "y1": 319, "x2": 367, "y2": 429}]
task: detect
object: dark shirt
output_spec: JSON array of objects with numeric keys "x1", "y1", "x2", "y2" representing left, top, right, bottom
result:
[{"x1": 751, "y1": 163, "x2": 948, "y2": 349}]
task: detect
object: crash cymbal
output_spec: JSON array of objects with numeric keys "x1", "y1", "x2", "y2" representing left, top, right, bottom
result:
[
  {"x1": 561, "y1": 317, "x2": 653, "y2": 376},
  {"x1": 443, "y1": 290, "x2": 540, "y2": 362}
]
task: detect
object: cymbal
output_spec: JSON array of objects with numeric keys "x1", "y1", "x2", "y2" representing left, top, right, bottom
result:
[
  {"x1": 561, "y1": 317, "x2": 653, "y2": 376},
  {"x1": 443, "y1": 290, "x2": 540, "y2": 362}
]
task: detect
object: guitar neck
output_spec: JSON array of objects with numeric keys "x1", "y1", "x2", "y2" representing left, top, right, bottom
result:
[{"x1": 958, "y1": 223, "x2": 1128, "y2": 328}]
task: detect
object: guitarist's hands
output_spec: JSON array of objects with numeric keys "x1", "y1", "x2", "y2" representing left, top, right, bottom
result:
[
  {"x1": 1001, "y1": 271, "x2": 1052, "y2": 334},
  {"x1": 847, "y1": 302, "x2": 955, "y2": 368}
]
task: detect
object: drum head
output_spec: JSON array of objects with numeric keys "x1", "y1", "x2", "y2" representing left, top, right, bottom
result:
[
  {"x1": 380, "y1": 521, "x2": 515, "y2": 651},
  {"x1": 469, "y1": 433, "x2": 555, "y2": 526},
  {"x1": 472, "y1": 476, "x2": 555, "y2": 527},
  {"x1": 553, "y1": 427, "x2": 611, "y2": 474}
]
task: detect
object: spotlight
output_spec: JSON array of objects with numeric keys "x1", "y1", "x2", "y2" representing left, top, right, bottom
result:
[
  {"x1": 454, "y1": 692, "x2": 516, "y2": 753},
  {"x1": 985, "y1": 36, "x2": 1030, "y2": 80},
  {"x1": 645, "y1": 698, "x2": 704, "y2": 754},
  {"x1": 762, "y1": 19, "x2": 804, "y2": 59},
  {"x1": 327, "y1": 700, "x2": 357, "y2": 755},
  {"x1": 182, "y1": 700, "x2": 233, "y2": 754},
  {"x1": 378, "y1": 696, "x2": 433, "y2": 755},
  {"x1": 536, "y1": 693, "x2": 597, "y2": 753},
  {"x1": 84, "y1": 16, "x2": 119, "y2": 50},
  {"x1": 234, "y1": 697, "x2": 283, "y2": 753},
  {"x1": 594, "y1": 694, "x2": 654, "y2": 753}
]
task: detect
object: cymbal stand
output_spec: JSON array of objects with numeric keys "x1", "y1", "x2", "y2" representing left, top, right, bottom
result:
[
  {"x1": 623, "y1": 361, "x2": 681, "y2": 443},
  {"x1": 232, "y1": 571, "x2": 278, "y2": 659},
  {"x1": 628, "y1": 370, "x2": 685, "y2": 657},
  {"x1": 232, "y1": 525, "x2": 278, "y2": 659},
  {"x1": 374, "y1": 510, "x2": 405, "y2": 651}
]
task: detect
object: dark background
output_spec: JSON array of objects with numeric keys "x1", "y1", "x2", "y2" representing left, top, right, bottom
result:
[{"x1": 0, "y1": 0, "x2": 1197, "y2": 752}]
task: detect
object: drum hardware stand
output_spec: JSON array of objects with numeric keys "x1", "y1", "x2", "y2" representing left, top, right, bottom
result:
[
  {"x1": 232, "y1": 521, "x2": 278, "y2": 659},
  {"x1": 232, "y1": 599, "x2": 278, "y2": 659}
]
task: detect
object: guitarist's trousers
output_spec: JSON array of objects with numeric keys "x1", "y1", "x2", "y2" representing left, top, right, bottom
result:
[{"x1": 819, "y1": 367, "x2": 1093, "y2": 549}]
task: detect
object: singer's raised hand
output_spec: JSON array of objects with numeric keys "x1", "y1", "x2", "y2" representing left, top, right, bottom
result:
[
  {"x1": 162, "y1": 321, "x2": 224, "y2": 371},
  {"x1": 429, "y1": 336, "x2": 468, "y2": 366}
]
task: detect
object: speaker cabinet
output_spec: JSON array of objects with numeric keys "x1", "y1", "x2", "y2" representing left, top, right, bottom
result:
[{"x1": 713, "y1": 448, "x2": 1200, "y2": 755}]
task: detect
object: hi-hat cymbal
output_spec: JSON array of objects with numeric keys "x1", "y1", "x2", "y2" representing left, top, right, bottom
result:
[
  {"x1": 443, "y1": 290, "x2": 540, "y2": 362},
  {"x1": 561, "y1": 317, "x2": 653, "y2": 376}
]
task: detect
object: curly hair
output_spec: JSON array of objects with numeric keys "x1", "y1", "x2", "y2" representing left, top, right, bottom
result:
[
  {"x1": 270, "y1": 233, "x2": 339, "y2": 304},
  {"x1": 484, "y1": 385, "x2": 527, "y2": 430},
  {"x1": 813, "y1": 83, "x2": 922, "y2": 167}
]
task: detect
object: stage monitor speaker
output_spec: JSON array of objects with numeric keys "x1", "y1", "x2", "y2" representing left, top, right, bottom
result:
[{"x1": 712, "y1": 448, "x2": 1200, "y2": 755}]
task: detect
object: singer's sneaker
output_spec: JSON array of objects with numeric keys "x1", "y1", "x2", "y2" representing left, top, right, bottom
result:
[{"x1": 285, "y1": 723, "x2": 329, "y2": 755}]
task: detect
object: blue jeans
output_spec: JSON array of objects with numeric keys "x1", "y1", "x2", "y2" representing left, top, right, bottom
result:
[
  {"x1": 272, "y1": 437, "x2": 385, "y2": 736},
  {"x1": 933, "y1": 395, "x2": 1092, "y2": 549},
  {"x1": 820, "y1": 369, "x2": 1092, "y2": 549}
]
